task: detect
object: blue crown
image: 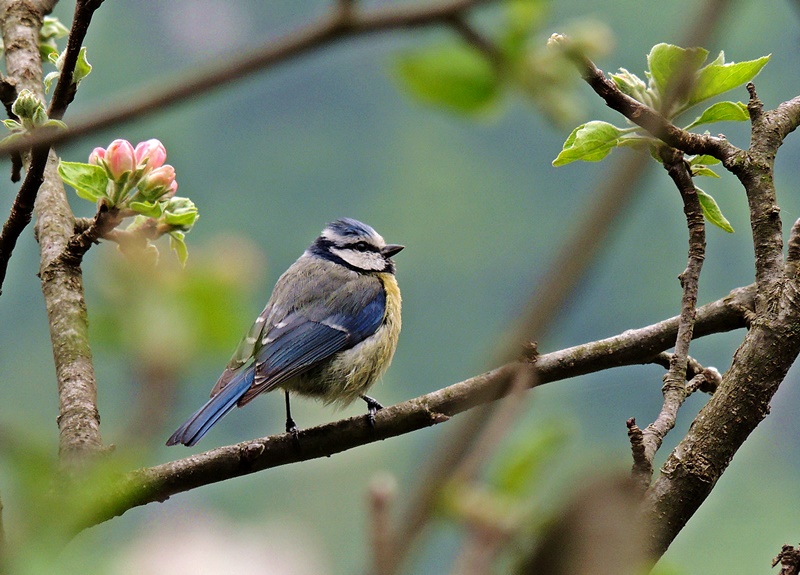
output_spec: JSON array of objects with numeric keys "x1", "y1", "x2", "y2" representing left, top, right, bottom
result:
[{"x1": 326, "y1": 218, "x2": 377, "y2": 238}]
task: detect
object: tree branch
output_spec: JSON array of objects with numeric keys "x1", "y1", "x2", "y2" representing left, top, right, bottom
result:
[
  {"x1": 0, "y1": 0, "x2": 107, "y2": 467},
  {"x1": 643, "y1": 88, "x2": 800, "y2": 556},
  {"x1": 0, "y1": 0, "x2": 104, "y2": 295},
  {"x1": 774, "y1": 544, "x2": 800, "y2": 575},
  {"x1": 81, "y1": 286, "x2": 752, "y2": 528},
  {"x1": 732, "y1": 84, "x2": 797, "y2": 304},
  {"x1": 638, "y1": 147, "x2": 705, "y2": 468}
]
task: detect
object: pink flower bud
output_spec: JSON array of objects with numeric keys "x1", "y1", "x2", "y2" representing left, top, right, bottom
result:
[
  {"x1": 139, "y1": 164, "x2": 177, "y2": 199},
  {"x1": 134, "y1": 139, "x2": 167, "y2": 171},
  {"x1": 165, "y1": 179, "x2": 178, "y2": 199},
  {"x1": 105, "y1": 139, "x2": 136, "y2": 181},
  {"x1": 88, "y1": 147, "x2": 105, "y2": 165}
]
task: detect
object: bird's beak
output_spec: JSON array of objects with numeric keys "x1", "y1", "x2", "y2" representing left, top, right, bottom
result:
[{"x1": 382, "y1": 244, "x2": 405, "y2": 257}]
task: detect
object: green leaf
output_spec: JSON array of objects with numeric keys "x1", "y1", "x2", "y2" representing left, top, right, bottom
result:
[
  {"x1": 691, "y1": 165, "x2": 720, "y2": 178},
  {"x1": 552, "y1": 121, "x2": 624, "y2": 166},
  {"x1": 40, "y1": 118, "x2": 68, "y2": 131},
  {"x1": 129, "y1": 200, "x2": 164, "y2": 219},
  {"x1": 501, "y1": 0, "x2": 547, "y2": 60},
  {"x1": 696, "y1": 187, "x2": 734, "y2": 232},
  {"x1": 610, "y1": 68, "x2": 654, "y2": 107},
  {"x1": 491, "y1": 424, "x2": 568, "y2": 497},
  {"x1": 647, "y1": 43, "x2": 708, "y2": 101},
  {"x1": 689, "y1": 154, "x2": 721, "y2": 166},
  {"x1": 396, "y1": 44, "x2": 499, "y2": 113},
  {"x1": 40, "y1": 16, "x2": 68, "y2": 42},
  {"x1": 162, "y1": 197, "x2": 199, "y2": 231},
  {"x1": 72, "y1": 46, "x2": 92, "y2": 84},
  {"x1": 169, "y1": 231, "x2": 189, "y2": 266},
  {"x1": 687, "y1": 52, "x2": 770, "y2": 108},
  {"x1": 2, "y1": 119, "x2": 21, "y2": 131},
  {"x1": 684, "y1": 101, "x2": 749, "y2": 130},
  {"x1": 39, "y1": 44, "x2": 58, "y2": 61},
  {"x1": 163, "y1": 209, "x2": 197, "y2": 229},
  {"x1": 58, "y1": 161, "x2": 109, "y2": 202},
  {"x1": 0, "y1": 132, "x2": 25, "y2": 147},
  {"x1": 43, "y1": 71, "x2": 59, "y2": 92}
]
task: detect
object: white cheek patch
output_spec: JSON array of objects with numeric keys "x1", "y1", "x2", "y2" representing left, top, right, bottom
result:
[{"x1": 330, "y1": 247, "x2": 384, "y2": 271}]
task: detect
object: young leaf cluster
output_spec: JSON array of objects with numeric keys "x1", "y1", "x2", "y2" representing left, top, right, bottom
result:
[
  {"x1": 553, "y1": 43, "x2": 770, "y2": 232},
  {"x1": 44, "y1": 46, "x2": 92, "y2": 93}
]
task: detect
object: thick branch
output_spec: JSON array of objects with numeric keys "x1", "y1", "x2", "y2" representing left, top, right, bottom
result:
[
  {"x1": 0, "y1": 0, "x2": 106, "y2": 466},
  {"x1": 733, "y1": 84, "x2": 797, "y2": 303},
  {"x1": 642, "y1": 90, "x2": 800, "y2": 557},
  {"x1": 83, "y1": 287, "x2": 752, "y2": 528}
]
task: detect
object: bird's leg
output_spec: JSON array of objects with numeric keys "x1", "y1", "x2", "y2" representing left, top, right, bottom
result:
[
  {"x1": 360, "y1": 394, "x2": 383, "y2": 429},
  {"x1": 284, "y1": 390, "x2": 299, "y2": 440}
]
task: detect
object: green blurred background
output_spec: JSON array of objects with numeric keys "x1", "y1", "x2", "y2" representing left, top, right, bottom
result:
[{"x1": 2, "y1": 0, "x2": 800, "y2": 573}]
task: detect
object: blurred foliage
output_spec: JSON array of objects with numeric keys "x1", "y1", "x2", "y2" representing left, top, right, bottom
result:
[
  {"x1": 394, "y1": 0, "x2": 613, "y2": 124},
  {"x1": 91, "y1": 235, "x2": 264, "y2": 365}
]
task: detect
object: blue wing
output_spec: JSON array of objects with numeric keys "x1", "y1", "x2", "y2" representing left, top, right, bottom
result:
[
  {"x1": 166, "y1": 271, "x2": 386, "y2": 446},
  {"x1": 237, "y1": 288, "x2": 386, "y2": 405}
]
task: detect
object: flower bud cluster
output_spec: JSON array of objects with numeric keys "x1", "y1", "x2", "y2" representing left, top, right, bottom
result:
[
  {"x1": 90, "y1": 138, "x2": 178, "y2": 203},
  {"x1": 59, "y1": 137, "x2": 198, "y2": 264}
]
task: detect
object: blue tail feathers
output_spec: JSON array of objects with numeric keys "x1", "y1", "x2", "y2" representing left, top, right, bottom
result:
[{"x1": 166, "y1": 368, "x2": 255, "y2": 446}]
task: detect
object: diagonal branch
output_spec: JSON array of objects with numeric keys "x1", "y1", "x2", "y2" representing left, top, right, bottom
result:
[
  {"x1": 0, "y1": 0, "x2": 497, "y2": 160},
  {"x1": 81, "y1": 286, "x2": 752, "y2": 529}
]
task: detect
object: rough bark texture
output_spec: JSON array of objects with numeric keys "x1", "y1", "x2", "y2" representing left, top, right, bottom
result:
[{"x1": 0, "y1": 0, "x2": 104, "y2": 467}]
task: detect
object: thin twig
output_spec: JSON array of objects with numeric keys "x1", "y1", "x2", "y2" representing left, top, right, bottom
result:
[
  {"x1": 638, "y1": 147, "x2": 705, "y2": 467},
  {"x1": 447, "y1": 14, "x2": 502, "y2": 67},
  {"x1": 368, "y1": 473, "x2": 397, "y2": 575},
  {"x1": 650, "y1": 352, "x2": 721, "y2": 394},
  {"x1": 51, "y1": 204, "x2": 122, "y2": 267},
  {"x1": 552, "y1": 36, "x2": 740, "y2": 164},
  {"x1": 626, "y1": 418, "x2": 651, "y2": 491}
]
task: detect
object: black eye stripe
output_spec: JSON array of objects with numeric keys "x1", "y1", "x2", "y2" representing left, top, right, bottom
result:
[{"x1": 349, "y1": 241, "x2": 378, "y2": 252}]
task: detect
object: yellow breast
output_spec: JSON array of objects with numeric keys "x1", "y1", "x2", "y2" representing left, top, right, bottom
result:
[{"x1": 289, "y1": 271, "x2": 402, "y2": 406}]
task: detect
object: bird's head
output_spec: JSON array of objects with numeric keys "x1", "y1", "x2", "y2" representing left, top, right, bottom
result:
[{"x1": 308, "y1": 218, "x2": 404, "y2": 273}]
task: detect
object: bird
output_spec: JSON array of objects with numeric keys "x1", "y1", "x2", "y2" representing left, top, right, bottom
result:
[{"x1": 166, "y1": 218, "x2": 403, "y2": 447}]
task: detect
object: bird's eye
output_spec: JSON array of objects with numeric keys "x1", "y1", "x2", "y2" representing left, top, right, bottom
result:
[{"x1": 353, "y1": 241, "x2": 370, "y2": 252}]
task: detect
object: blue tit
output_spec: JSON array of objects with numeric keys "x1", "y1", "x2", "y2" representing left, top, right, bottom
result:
[{"x1": 167, "y1": 218, "x2": 403, "y2": 447}]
